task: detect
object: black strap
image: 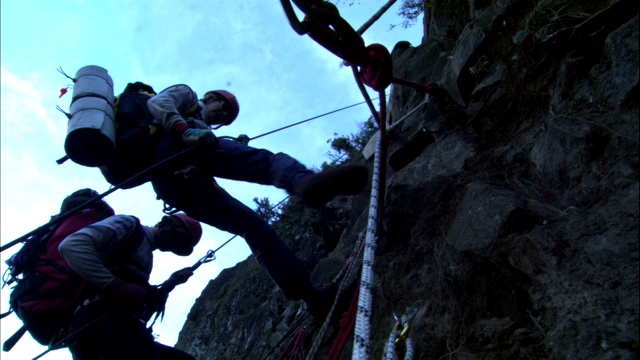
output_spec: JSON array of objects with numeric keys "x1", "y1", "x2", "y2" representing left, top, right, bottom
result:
[
  {"x1": 2, "y1": 325, "x2": 27, "y2": 352},
  {"x1": 0, "y1": 309, "x2": 14, "y2": 319}
]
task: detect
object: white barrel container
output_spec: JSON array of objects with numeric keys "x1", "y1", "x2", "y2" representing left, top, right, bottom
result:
[{"x1": 64, "y1": 65, "x2": 116, "y2": 167}]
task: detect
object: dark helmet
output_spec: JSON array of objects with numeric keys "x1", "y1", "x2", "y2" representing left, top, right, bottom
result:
[
  {"x1": 205, "y1": 90, "x2": 239, "y2": 125},
  {"x1": 60, "y1": 188, "x2": 112, "y2": 216},
  {"x1": 171, "y1": 213, "x2": 203, "y2": 248}
]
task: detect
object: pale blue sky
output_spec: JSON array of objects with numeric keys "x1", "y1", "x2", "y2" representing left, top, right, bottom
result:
[{"x1": 1, "y1": 1, "x2": 424, "y2": 358}]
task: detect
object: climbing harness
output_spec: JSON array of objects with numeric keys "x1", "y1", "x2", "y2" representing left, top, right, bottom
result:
[{"x1": 30, "y1": 309, "x2": 114, "y2": 360}]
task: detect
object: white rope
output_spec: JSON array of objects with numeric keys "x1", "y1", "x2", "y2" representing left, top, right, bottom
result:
[
  {"x1": 351, "y1": 127, "x2": 382, "y2": 359},
  {"x1": 384, "y1": 309, "x2": 417, "y2": 360},
  {"x1": 351, "y1": 96, "x2": 431, "y2": 359},
  {"x1": 385, "y1": 333, "x2": 414, "y2": 360},
  {"x1": 388, "y1": 95, "x2": 431, "y2": 132},
  {"x1": 385, "y1": 330, "x2": 401, "y2": 360},
  {"x1": 404, "y1": 338, "x2": 414, "y2": 360}
]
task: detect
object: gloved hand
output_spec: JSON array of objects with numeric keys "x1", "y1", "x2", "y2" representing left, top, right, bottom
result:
[
  {"x1": 105, "y1": 278, "x2": 149, "y2": 310},
  {"x1": 181, "y1": 128, "x2": 218, "y2": 149},
  {"x1": 140, "y1": 286, "x2": 170, "y2": 322},
  {"x1": 166, "y1": 267, "x2": 194, "y2": 287}
]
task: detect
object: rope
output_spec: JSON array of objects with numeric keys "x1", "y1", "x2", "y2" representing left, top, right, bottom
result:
[
  {"x1": 348, "y1": 95, "x2": 430, "y2": 359},
  {"x1": 272, "y1": 89, "x2": 433, "y2": 360},
  {"x1": 327, "y1": 287, "x2": 360, "y2": 360},
  {"x1": 385, "y1": 330, "x2": 400, "y2": 360},
  {"x1": 262, "y1": 314, "x2": 309, "y2": 360},
  {"x1": 352, "y1": 101, "x2": 386, "y2": 359},
  {"x1": 384, "y1": 309, "x2": 418, "y2": 360},
  {"x1": 332, "y1": 230, "x2": 366, "y2": 287},
  {"x1": 273, "y1": 3, "x2": 441, "y2": 358},
  {"x1": 249, "y1": 99, "x2": 375, "y2": 142},
  {"x1": 351, "y1": 66, "x2": 381, "y2": 124},
  {"x1": 303, "y1": 232, "x2": 366, "y2": 360},
  {"x1": 4, "y1": 95, "x2": 372, "y2": 251},
  {"x1": 386, "y1": 331, "x2": 415, "y2": 360},
  {"x1": 388, "y1": 95, "x2": 432, "y2": 131},
  {"x1": 405, "y1": 338, "x2": 414, "y2": 360},
  {"x1": 276, "y1": 326, "x2": 308, "y2": 360},
  {"x1": 0, "y1": 147, "x2": 197, "y2": 253},
  {"x1": 355, "y1": 0, "x2": 397, "y2": 35}
]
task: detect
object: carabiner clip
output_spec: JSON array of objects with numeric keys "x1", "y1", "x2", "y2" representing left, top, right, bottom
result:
[
  {"x1": 201, "y1": 250, "x2": 216, "y2": 263},
  {"x1": 190, "y1": 250, "x2": 216, "y2": 271},
  {"x1": 393, "y1": 307, "x2": 418, "y2": 345}
]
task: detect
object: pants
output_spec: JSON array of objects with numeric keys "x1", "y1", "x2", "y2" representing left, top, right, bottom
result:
[
  {"x1": 151, "y1": 135, "x2": 316, "y2": 301},
  {"x1": 68, "y1": 300, "x2": 194, "y2": 360}
]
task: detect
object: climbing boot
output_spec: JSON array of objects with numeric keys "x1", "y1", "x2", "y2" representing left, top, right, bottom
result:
[{"x1": 296, "y1": 165, "x2": 368, "y2": 208}]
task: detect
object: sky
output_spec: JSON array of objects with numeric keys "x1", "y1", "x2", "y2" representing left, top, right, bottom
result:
[{"x1": 0, "y1": 1, "x2": 424, "y2": 359}]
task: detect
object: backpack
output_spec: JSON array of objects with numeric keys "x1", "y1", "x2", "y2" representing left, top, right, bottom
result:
[
  {"x1": 99, "y1": 82, "x2": 163, "y2": 189},
  {"x1": 3, "y1": 189, "x2": 115, "y2": 348}
]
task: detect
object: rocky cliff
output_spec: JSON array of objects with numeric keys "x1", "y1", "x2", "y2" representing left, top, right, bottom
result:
[{"x1": 175, "y1": 0, "x2": 638, "y2": 359}]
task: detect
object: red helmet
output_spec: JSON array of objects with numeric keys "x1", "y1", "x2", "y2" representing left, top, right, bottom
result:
[
  {"x1": 172, "y1": 213, "x2": 203, "y2": 247},
  {"x1": 206, "y1": 90, "x2": 239, "y2": 124}
]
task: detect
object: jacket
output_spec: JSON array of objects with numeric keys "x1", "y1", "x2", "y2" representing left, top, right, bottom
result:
[
  {"x1": 58, "y1": 215, "x2": 155, "y2": 289},
  {"x1": 146, "y1": 84, "x2": 210, "y2": 133}
]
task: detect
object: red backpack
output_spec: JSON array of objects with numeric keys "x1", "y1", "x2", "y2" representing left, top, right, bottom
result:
[{"x1": 3, "y1": 190, "x2": 115, "y2": 348}]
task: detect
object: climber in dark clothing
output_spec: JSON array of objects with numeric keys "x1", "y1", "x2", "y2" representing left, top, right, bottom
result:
[
  {"x1": 145, "y1": 85, "x2": 367, "y2": 316},
  {"x1": 59, "y1": 212, "x2": 203, "y2": 360}
]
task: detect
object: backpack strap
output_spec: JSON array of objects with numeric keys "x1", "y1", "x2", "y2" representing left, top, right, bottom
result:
[
  {"x1": 186, "y1": 102, "x2": 201, "y2": 116},
  {"x1": 1, "y1": 309, "x2": 14, "y2": 319},
  {"x1": 2, "y1": 325, "x2": 27, "y2": 352},
  {"x1": 104, "y1": 219, "x2": 147, "y2": 285}
]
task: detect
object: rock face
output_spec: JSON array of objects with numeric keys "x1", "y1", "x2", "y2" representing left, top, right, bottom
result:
[{"x1": 176, "y1": 1, "x2": 638, "y2": 359}]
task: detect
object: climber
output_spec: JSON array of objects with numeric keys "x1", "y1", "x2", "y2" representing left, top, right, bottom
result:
[
  {"x1": 144, "y1": 84, "x2": 367, "y2": 318},
  {"x1": 59, "y1": 212, "x2": 202, "y2": 360}
]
